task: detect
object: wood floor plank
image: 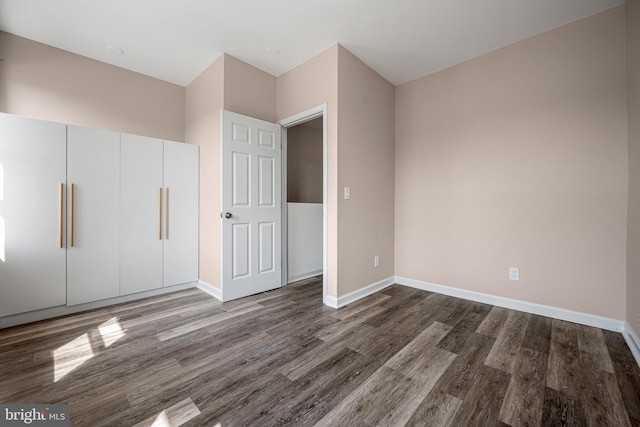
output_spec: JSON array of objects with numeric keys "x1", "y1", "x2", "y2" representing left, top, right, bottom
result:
[
  {"x1": 126, "y1": 332, "x2": 274, "y2": 406},
  {"x1": 213, "y1": 373, "x2": 296, "y2": 426},
  {"x1": 67, "y1": 387, "x2": 132, "y2": 427},
  {"x1": 274, "y1": 347, "x2": 381, "y2": 426},
  {"x1": 201, "y1": 298, "x2": 300, "y2": 339},
  {"x1": 546, "y1": 319, "x2": 581, "y2": 394},
  {"x1": 126, "y1": 299, "x2": 225, "y2": 325},
  {"x1": 576, "y1": 324, "x2": 615, "y2": 374},
  {"x1": 579, "y1": 370, "x2": 632, "y2": 427},
  {"x1": 540, "y1": 387, "x2": 587, "y2": 427},
  {"x1": 476, "y1": 306, "x2": 510, "y2": 338},
  {"x1": 437, "y1": 302, "x2": 491, "y2": 354},
  {"x1": 405, "y1": 390, "x2": 463, "y2": 427},
  {"x1": 280, "y1": 337, "x2": 353, "y2": 381},
  {"x1": 433, "y1": 296, "x2": 476, "y2": 327},
  {"x1": 260, "y1": 303, "x2": 338, "y2": 339},
  {"x1": 485, "y1": 310, "x2": 530, "y2": 374},
  {"x1": 0, "y1": 310, "x2": 113, "y2": 347},
  {"x1": 314, "y1": 305, "x2": 386, "y2": 342},
  {"x1": 521, "y1": 314, "x2": 553, "y2": 354},
  {"x1": 603, "y1": 329, "x2": 640, "y2": 424},
  {"x1": 384, "y1": 321, "x2": 455, "y2": 380},
  {"x1": 132, "y1": 397, "x2": 201, "y2": 427},
  {"x1": 449, "y1": 364, "x2": 511, "y2": 427},
  {"x1": 156, "y1": 302, "x2": 263, "y2": 341},
  {"x1": 314, "y1": 365, "x2": 421, "y2": 426},
  {"x1": 364, "y1": 292, "x2": 426, "y2": 328},
  {"x1": 332, "y1": 292, "x2": 391, "y2": 320},
  {"x1": 186, "y1": 336, "x2": 327, "y2": 423},
  {"x1": 431, "y1": 332, "x2": 496, "y2": 400},
  {"x1": 499, "y1": 347, "x2": 548, "y2": 427}
]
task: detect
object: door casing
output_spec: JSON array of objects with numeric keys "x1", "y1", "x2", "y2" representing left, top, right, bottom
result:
[{"x1": 278, "y1": 104, "x2": 328, "y2": 305}]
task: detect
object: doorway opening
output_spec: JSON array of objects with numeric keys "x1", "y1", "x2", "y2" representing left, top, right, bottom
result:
[{"x1": 279, "y1": 104, "x2": 328, "y2": 304}]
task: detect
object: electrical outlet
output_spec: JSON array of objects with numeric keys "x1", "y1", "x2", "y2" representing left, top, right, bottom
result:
[
  {"x1": 344, "y1": 187, "x2": 351, "y2": 200},
  {"x1": 509, "y1": 267, "x2": 520, "y2": 281},
  {"x1": 374, "y1": 256, "x2": 380, "y2": 267}
]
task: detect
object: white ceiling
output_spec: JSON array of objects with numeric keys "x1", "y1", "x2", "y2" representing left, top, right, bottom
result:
[{"x1": 0, "y1": 0, "x2": 624, "y2": 87}]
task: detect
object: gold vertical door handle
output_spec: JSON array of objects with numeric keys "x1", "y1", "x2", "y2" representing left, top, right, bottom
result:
[
  {"x1": 70, "y1": 183, "x2": 75, "y2": 247},
  {"x1": 165, "y1": 188, "x2": 169, "y2": 240},
  {"x1": 59, "y1": 183, "x2": 64, "y2": 248},
  {"x1": 159, "y1": 188, "x2": 163, "y2": 240}
]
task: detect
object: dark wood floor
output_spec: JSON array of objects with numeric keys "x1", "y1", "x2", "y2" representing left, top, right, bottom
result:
[{"x1": 1, "y1": 277, "x2": 639, "y2": 426}]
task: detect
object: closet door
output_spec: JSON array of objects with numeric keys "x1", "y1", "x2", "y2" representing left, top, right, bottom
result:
[
  {"x1": 163, "y1": 141, "x2": 199, "y2": 287},
  {"x1": 0, "y1": 113, "x2": 67, "y2": 317},
  {"x1": 67, "y1": 126, "x2": 120, "y2": 305},
  {"x1": 120, "y1": 134, "x2": 163, "y2": 295}
]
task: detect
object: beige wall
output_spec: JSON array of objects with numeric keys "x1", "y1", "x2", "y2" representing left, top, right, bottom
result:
[
  {"x1": 337, "y1": 46, "x2": 395, "y2": 296},
  {"x1": 395, "y1": 7, "x2": 628, "y2": 319},
  {"x1": 627, "y1": 0, "x2": 640, "y2": 335},
  {"x1": 185, "y1": 56, "x2": 224, "y2": 288},
  {"x1": 0, "y1": 32, "x2": 184, "y2": 141},
  {"x1": 287, "y1": 123, "x2": 323, "y2": 203},
  {"x1": 277, "y1": 45, "x2": 340, "y2": 295},
  {"x1": 185, "y1": 53, "x2": 276, "y2": 289},
  {"x1": 224, "y1": 54, "x2": 276, "y2": 123}
]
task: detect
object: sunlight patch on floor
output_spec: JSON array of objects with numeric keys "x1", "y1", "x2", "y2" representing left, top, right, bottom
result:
[
  {"x1": 132, "y1": 397, "x2": 202, "y2": 427},
  {"x1": 53, "y1": 317, "x2": 126, "y2": 382},
  {"x1": 149, "y1": 411, "x2": 171, "y2": 427},
  {"x1": 53, "y1": 333, "x2": 94, "y2": 382},
  {"x1": 98, "y1": 316, "x2": 125, "y2": 348}
]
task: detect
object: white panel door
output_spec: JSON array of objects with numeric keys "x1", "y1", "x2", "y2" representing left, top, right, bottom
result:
[
  {"x1": 163, "y1": 140, "x2": 199, "y2": 287},
  {"x1": 67, "y1": 126, "x2": 120, "y2": 305},
  {"x1": 221, "y1": 110, "x2": 282, "y2": 301},
  {"x1": 0, "y1": 113, "x2": 67, "y2": 317},
  {"x1": 120, "y1": 133, "x2": 164, "y2": 295}
]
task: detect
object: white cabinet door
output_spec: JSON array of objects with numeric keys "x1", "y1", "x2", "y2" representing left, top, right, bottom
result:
[
  {"x1": 67, "y1": 126, "x2": 120, "y2": 305},
  {"x1": 120, "y1": 134, "x2": 164, "y2": 295},
  {"x1": 163, "y1": 141, "x2": 198, "y2": 287},
  {"x1": 0, "y1": 113, "x2": 67, "y2": 317}
]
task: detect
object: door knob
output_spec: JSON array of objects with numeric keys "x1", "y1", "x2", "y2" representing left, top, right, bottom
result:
[{"x1": 222, "y1": 212, "x2": 233, "y2": 219}]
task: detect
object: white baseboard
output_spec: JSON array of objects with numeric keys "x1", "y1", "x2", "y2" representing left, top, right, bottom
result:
[
  {"x1": 624, "y1": 322, "x2": 640, "y2": 367},
  {"x1": 324, "y1": 294, "x2": 339, "y2": 309},
  {"x1": 0, "y1": 282, "x2": 198, "y2": 329},
  {"x1": 288, "y1": 269, "x2": 323, "y2": 284},
  {"x1": 324, "y1": 276, "x2": 395, "y2": 309},
  {"x1": 394, "y1": 276, "x2": 625, "y2": 333},
  {"x1": 197, "y1": 280, "x2": 222, "y2": 302}
]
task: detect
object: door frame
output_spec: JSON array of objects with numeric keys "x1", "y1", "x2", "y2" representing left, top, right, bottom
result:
[{"x1": 278, "y1": 104, "x2": 328, "y2": 304}]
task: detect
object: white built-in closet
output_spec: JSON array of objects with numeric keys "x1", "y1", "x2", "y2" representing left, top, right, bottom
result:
[{"x1": 0, "y1": 112, "x2": 198, "y2": 326}]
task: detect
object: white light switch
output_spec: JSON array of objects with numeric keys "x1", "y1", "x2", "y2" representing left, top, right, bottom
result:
[{"x1": 344, "y1": 187, "x2": 351, "y2": 200}]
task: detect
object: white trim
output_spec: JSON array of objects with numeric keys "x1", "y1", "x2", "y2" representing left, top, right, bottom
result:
[
  {"x1": 395, "y1": 276, "x2": 625, "y2": 332},
  {"x1": 324, "y1": 294, "x2": 339, "y2": 309},
  {"x1": 0, "y1": 282, "x2": 198, "y2": 329},
  {"x1": 325, "y1": 276, "x2": 395, "y2": 309},
  {"x1": 277, "y1": 106, "x2": 324, "y2": 127},
  {"x1": 278, "y1": 104, "x2": 328, "y2": 306},
  {"x1": 281, "y1": 127, "x2": 289, "y2": 288},
  {"x1": 623, "y1": 322, "x2": 640, "y2": 367},
  {"x1": 197, "y1": 280, "x2": 222, "y2": 301},
  {"x1": 288, "y1": 269, "x2": 324, "y2": 284}
]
